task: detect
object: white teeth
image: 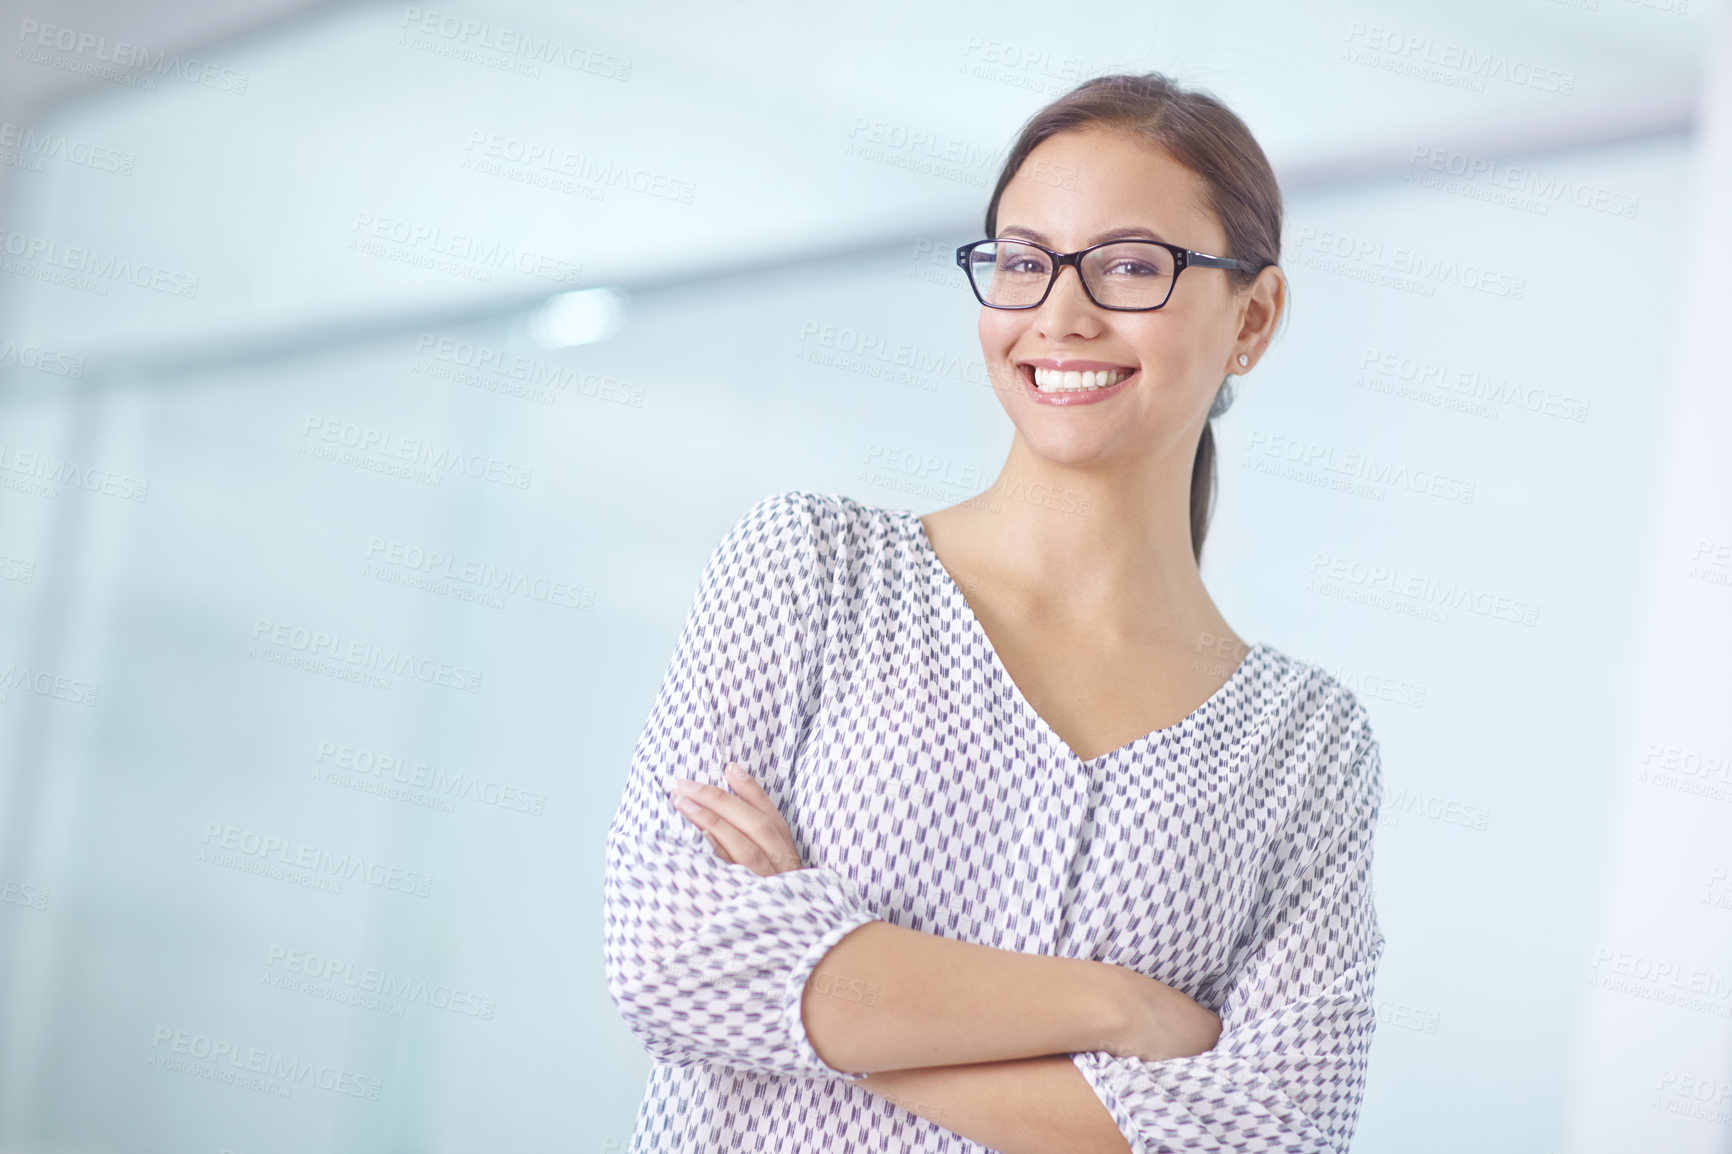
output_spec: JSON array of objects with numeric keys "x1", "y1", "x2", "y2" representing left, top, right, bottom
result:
[{"x1": 1030, "y1": 366, "x2": 1132, "y2": 391}]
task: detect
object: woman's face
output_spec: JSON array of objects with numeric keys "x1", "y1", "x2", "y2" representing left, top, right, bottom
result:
[{"x1": 979, "y1": 126, "x2": 1274, "y2": 473}]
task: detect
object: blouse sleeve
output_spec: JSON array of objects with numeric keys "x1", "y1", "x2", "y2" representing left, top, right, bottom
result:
[
  {"x1": 1072, "y1": 721, "x2": 1387, "y2": 1154},
  {"x1": 602, "y1": 491, "x2": 882, "y2": 1082}
]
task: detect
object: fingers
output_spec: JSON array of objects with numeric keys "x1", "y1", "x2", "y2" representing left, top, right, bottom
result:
[
  {"x1": 723, "y1": 763, "x2": 781, "y2": 820},
  {"x1": 669, "y1": 774, "x2": 792, "y2": 856},
  {"x1": 667, "y1": 765, "x2": 802, "y2": 877},
  {"x1": 667, "y1": 789, "x2": 739, "y2": 857},
  {"x1": 675, "y1": 801, "x2": 784, "y2": 877}
]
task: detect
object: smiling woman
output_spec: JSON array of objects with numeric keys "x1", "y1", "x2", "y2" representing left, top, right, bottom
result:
[{"x1": 603, "y1": 72, "x2": 1385, "y2": 1154}]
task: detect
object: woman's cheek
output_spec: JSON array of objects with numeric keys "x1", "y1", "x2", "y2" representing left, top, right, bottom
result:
[{"x1": 978, "y1": 309, "x2": 1022, "y2": 357}]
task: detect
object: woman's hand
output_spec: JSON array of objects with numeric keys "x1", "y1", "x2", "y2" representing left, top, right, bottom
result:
[
  {"x1": 1100, "y1": 965, "x2": 1223, "y2": 1062},
  {"x1": 667, "y1": 763, "x2": 804, "y2": 877}
]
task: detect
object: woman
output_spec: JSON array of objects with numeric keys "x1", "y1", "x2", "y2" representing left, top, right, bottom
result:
[{"x1": 603, "y1": 72, "x2": 1385, "y2": 1154}]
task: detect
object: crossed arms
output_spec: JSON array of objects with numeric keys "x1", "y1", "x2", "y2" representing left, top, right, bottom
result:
[{"x1": 664, "y1": 764, "x2": 1223, "y2": 1152}]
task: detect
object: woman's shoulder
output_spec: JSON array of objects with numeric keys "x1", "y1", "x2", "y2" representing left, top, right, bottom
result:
[
  {"x1": 706, "y1": 490, "x2": 919, "y2": 620},
  {"x1": 723, "y1": 489, "x2": 910, "y2": 568},
  {"x1": 732, "y1": 487, "x2": 878, "y2": 526},
  {"x1": 741, "y1": 488, "x2": 906, "y2": 525},
  {"x1": 1247, "y1": 641, "x2": 1377, "y2": 731},
  {"x1": 1237, "y1": 640, "x2": 1384, "y2": 813}
]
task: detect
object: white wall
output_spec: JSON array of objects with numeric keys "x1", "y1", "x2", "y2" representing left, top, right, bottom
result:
[{"x1": 1566, "y1": 7, "x2": 1732, "y2": 1150}]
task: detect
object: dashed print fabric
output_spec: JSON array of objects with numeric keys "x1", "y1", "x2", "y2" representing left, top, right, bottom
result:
[{"x1": 603, "y1": 490, "x2": 1386, "y2": 1153}]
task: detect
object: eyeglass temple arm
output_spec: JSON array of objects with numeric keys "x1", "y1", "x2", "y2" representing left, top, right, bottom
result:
[{"x1": 1184, "y1": 251, "x2": 1245, "y2": 270}]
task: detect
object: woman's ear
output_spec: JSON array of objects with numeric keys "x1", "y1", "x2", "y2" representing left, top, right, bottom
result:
[{"x1": 1240, "y1": 264, "x2": 1286, "y2": 348}]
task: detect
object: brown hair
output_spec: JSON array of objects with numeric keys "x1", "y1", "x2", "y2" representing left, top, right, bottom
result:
[{"x1": 983, "y1": 73, "x2": 1284, "y2": 564}]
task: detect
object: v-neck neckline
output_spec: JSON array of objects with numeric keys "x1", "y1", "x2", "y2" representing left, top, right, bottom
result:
[{"x1": 894, "y1": 504, "x2": 1264, "y2": 770}]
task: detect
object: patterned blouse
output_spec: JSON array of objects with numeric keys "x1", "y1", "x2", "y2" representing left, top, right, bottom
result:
[{"x1": 603, "y1": 490, "x2": 1386, "y2": 1153}]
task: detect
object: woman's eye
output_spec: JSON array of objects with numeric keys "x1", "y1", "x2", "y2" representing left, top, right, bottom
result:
[{"x1": 1105, "y1": 261, "x2": 1158, "y2": 277}]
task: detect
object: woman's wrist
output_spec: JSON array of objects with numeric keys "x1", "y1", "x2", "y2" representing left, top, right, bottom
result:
[
  {"x1": 1076, "y1": 959, "x2": 1142, "y2": 1056},
  {"x1": 1090, "y1": 963, "x2": 1222, "y2": 1062}
]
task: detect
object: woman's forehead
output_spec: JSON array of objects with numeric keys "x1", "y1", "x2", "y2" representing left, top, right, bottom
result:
[{"x1": 999, "y1": 131, "x2": 1218, "y2": 247}]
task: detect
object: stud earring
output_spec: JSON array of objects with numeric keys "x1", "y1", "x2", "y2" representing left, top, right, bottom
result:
[{"x1": 1238, "y1": 354, "x2": 1249, "y2": 367}]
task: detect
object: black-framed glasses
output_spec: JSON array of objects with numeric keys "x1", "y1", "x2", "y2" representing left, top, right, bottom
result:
[{"x1": 955, "y1": 237, "x2": 1246, "y2": 311}]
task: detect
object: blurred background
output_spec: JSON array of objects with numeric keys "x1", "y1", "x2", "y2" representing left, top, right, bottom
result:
[{"x1": 1, "y1": 0, "x2": 1729, "y2": 1151}]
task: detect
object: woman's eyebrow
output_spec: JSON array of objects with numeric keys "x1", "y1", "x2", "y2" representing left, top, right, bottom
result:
[{"x1": 997, "y1": 225, "x2": 1173, "y2": 246}]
